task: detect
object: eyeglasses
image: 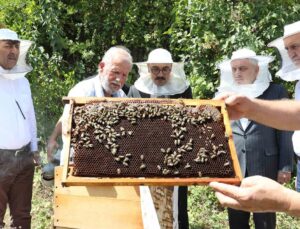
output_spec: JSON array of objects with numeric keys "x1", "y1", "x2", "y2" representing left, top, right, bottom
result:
[{"x1": 150, "y1": 66, "x2": 172, "y2": 75}]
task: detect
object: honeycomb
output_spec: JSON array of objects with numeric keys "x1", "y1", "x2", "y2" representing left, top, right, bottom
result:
[{"x1": 70, "y1": 100, "x2": 235, "y2": 178}]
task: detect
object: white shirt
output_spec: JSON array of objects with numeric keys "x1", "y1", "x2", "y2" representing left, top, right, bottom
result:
[
  {"x1": 293, "y1": 81, "x2": 300, "y2": 155},
  {"x1": 0, "y1": 77, "x2": 37, "y2": 151},
  {"x1": 62, "y1": 75, "x2": 126, "y2": 119},
  {"x1": 240, "y1": 118, "x2": 249, "y2": 131},
  {"x1": 68, "y1": 75, "x2": 126, "y2": 97}
]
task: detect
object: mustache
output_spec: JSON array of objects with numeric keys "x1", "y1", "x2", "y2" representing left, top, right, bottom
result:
[
  {"x1": 8, "y1": 54, "x2": 17, "y2": 60},
  {"x1": 111, "y1": 80, "x2": 121, "y2": 86},
  {"x1": 234, "y1": 75, "x2": 242, "y2": 79},
  {"x1": 155, "y1": 76, "x2": 166, "y2": 81}
]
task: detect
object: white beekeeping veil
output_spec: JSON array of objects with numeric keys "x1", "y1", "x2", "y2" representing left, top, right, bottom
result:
[
  {"x1": 216, "y1": 48, "x2": 274, "y2": 98},
  {"x1": 268, "y1": 21, "x2": 300, "y2": 81},
  {"x1": 134, "y1": 48, "x2": 190, "y2": 96},
  {"x1": 0, "y1": 28, "x2": 33, "y2": 80}
]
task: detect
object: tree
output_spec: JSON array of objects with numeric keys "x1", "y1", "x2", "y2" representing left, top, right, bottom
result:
[{"x1": 1, "y1": 0, "x2": 299, "y2": 144}]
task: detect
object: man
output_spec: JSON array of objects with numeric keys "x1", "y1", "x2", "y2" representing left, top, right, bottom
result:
[
  {"x1": 216, "y1": 48, "x2": 294, "y2": 229},
  {"x1": 268, "y1": 20, "x2": 300, "y2": 191},
  {"x1": 128, "y1": 48, "x2": 192, "y2": 229},
  {"x1": 0, "y1": 28, "x2": 39, "y2": 229},
  {"x1": 128, "y1": 48, "x2": 192, "y2": 98},
  {"x1": 209, "y1": 95, "x2": 300, "y2": 217},
  {"x1": 46, "y1": 46, "x2": 132, "y2": 162}
]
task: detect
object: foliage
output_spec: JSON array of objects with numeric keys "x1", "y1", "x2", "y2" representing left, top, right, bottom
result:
[
  {"x1": 1, "y1": 0, "x2": 300, "y2": 142},
  {"x1": 31, "y1": 169, "x2": 54, "y2": 229},
  {"x1": 188, "y1": 185, "x2": 228, "y2": 228},
  {"x1": 188, "y1": 183, "x2": 300, "y2": 229},
  {"x1": 1, "y1": 2, "x2": 300, "y2": 227},
  {"x1": 1, "y1": 0, "x2": 175, "y2": 148},
  {"x1": 170, "y1": 0, "x2": 300, "y2": 98}
]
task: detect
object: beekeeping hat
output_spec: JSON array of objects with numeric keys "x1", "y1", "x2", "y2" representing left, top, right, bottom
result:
[
  {"x1": 134, "y1": 48, "x2": 190, "y2": 96},
  {"x1": 0, "y1": 28, "x2": 33, "y2": 80},
  {"x1": 268, "y1": 21, "x2": 300, "y2": 81},
  {"x1": 216, "y1": 48, "x2": 274, "y2": 98}
]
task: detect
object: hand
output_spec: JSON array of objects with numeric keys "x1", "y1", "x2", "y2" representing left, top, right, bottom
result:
[
  {"x1": 214, "y1": 93, "x2": 251, "y2": 120},
  {"x1": 32, "y1": 151, "x2": 42, "y2": 166},
  {"x1": 46, "y1": 138, "x2": 59, "y2": 162},
  {"x1": 277, "y1": 171, "x2": 291, "y2": 184},
  {"x1": 209, "y1": 176, "x2": 291, "y2": 213}
]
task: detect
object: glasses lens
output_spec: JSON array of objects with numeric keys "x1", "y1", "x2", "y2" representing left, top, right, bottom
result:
[
  {"x1": 151, "y1": 67, "x2": 160, "y2": 75},
  {"x1": 150, "y1": 66, "x2": 171, "y2": 75},
  {"x1": 162, "y1": 66, "x2": 171, "y2": 74}
]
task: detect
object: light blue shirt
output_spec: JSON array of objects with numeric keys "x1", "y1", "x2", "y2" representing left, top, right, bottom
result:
[{"x1": 68, "y1": 75, "x2": 126, "y2": 98}]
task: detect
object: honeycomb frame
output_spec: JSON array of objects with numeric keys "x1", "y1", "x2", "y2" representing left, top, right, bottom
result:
[{"x1": 61, "y1": 97, "x2": 242, "y2": 186}]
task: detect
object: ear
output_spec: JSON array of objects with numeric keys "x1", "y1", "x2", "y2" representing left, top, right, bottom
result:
[{"x1": 98, "y1": 61, "x2": 105, "y2": 73}]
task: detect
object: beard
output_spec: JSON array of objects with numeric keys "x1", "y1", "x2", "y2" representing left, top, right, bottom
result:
[{"x1": 100, "y1": 75, "x2": 121, "y2": 95}]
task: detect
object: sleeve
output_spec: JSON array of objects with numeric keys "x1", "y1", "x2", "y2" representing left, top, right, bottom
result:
[
  {"x1": 277, "y1": 128, "x2": 294, "y2": 172},
  {"x1": 68, "y1": 84, "x2": 83, "y2": 97},
  {"x1": 27, "y1": 82, "x2": 38, "y2": 152},
  {"x1": 276, "y1": 85, "x2": 294, "y2": 172}
]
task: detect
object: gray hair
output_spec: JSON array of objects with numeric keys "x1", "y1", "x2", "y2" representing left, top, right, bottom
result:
[
  {"x1": 101, "y1": 46, "x2": 133, "y2": 67},
  {"x1": 246, "y1": 58, "x2": 258, "y2": 66}
]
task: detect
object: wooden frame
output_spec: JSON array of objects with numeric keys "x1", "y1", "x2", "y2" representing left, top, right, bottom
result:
[
  {"x1": 60, "y1": 97, "x2": 242, "y2": 187},
  {"x1": 54, "y1": 166, "x2": 143, "y2": 229}
]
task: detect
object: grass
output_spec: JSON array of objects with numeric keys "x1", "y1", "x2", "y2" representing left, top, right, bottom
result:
[
  {"x1": 31, "y1": 170, "x2": 54, "y2": 229},
  {"x1": 188, "y1": 185, "x2": 300, "y2": 229}
]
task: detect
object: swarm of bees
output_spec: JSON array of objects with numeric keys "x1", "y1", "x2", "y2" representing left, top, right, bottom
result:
[{"x1": 71, "y1": 102, "x2": 234, "y2": 178}]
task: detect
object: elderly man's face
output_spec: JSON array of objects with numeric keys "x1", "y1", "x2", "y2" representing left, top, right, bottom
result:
[
  {"x1": 0, "y1": 40, "x2": 20, "y2": 70},
  {"x1": 99, "y1": 56, "x2": 131, "y2": 94},
  {"x1": 231, "y1": 59, "x2": 259, "y2": 85},
  {"x1": 284, "y1": 33, "x2": 300, "y2": 67},
  {"x1": 148, "y1": 63, "x2": 172, "y2": 86}
]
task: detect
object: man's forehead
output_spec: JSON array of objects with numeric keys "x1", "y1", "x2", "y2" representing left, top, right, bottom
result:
[
  {"x1": 0, "y1": 39, "x2": 20, "y2": 45},
  {"x1": 148, "y1": 63, "x2": 172, "y2": 67},
  {"x1": 284, "y1": 33, "x2": 300, "y2": 46},
  {"x1": 108, "y1": 61, "x2": 131, "y2": 72},
  {"x1": 231, "y1": 59, "x2": 254, "y2": 66}
]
